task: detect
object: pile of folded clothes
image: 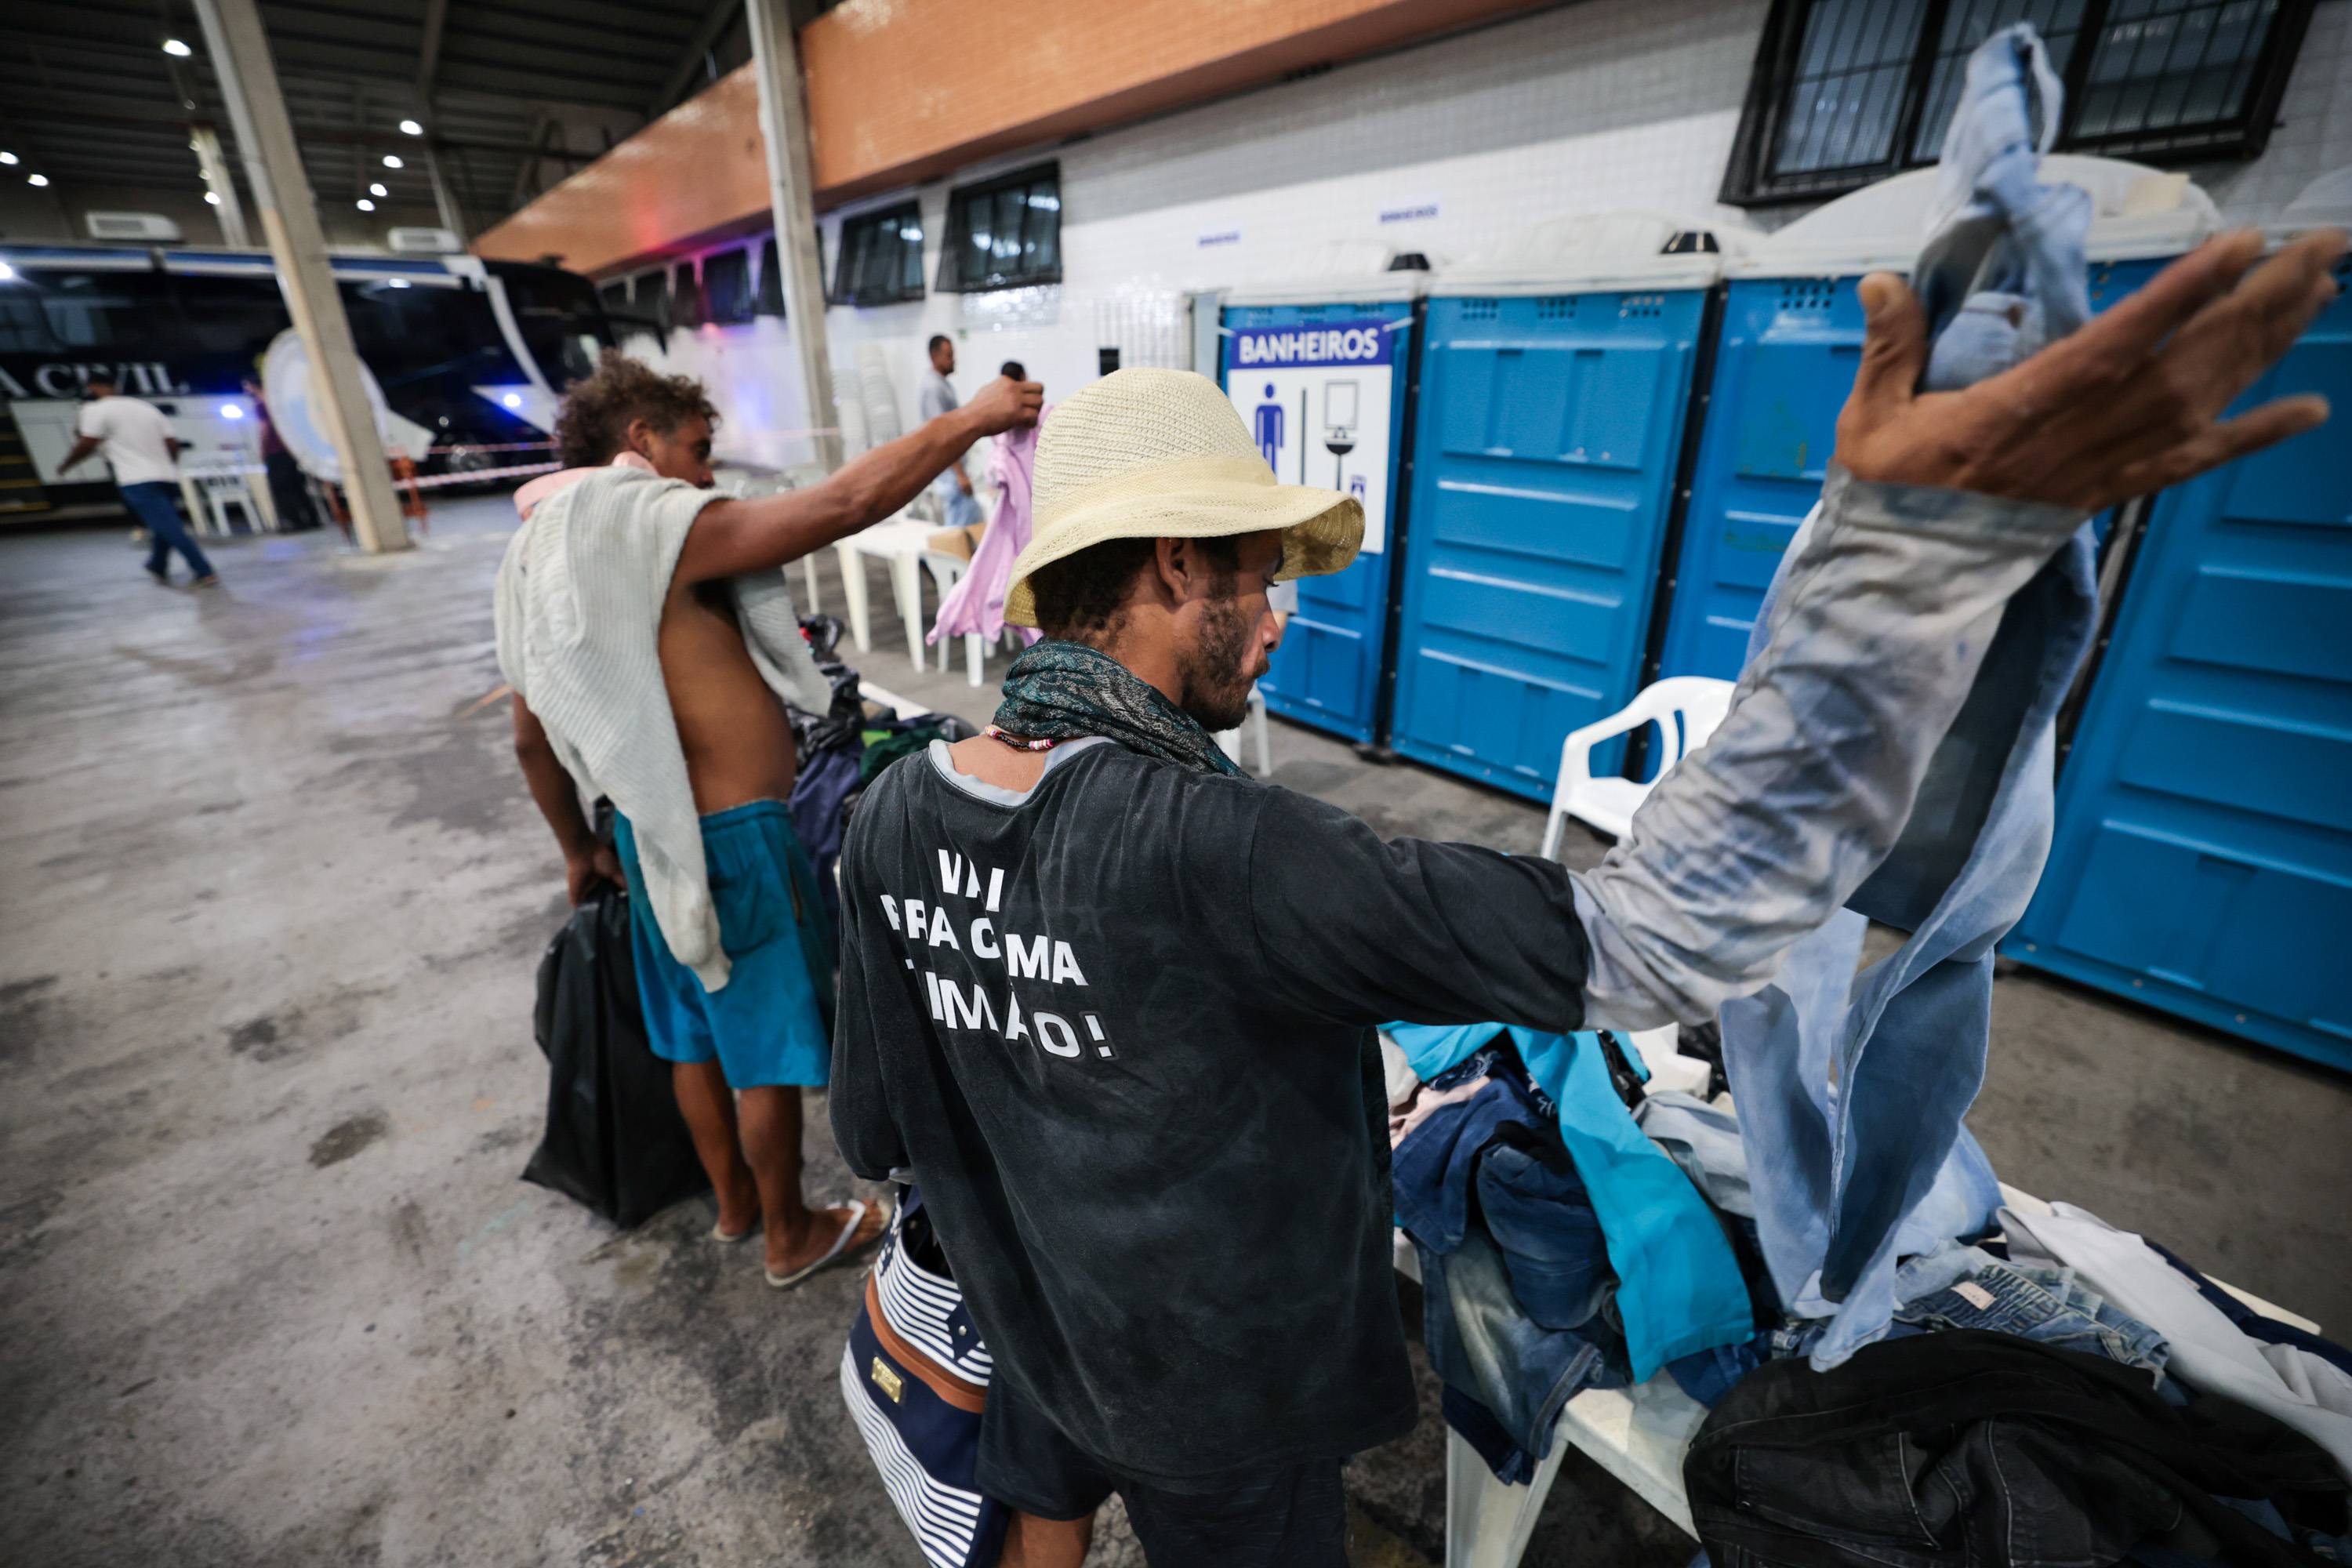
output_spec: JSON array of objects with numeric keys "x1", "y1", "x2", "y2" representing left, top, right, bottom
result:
[{"x1": 1382, "y1": 1022, "x2": 2352, "y2": 1568}]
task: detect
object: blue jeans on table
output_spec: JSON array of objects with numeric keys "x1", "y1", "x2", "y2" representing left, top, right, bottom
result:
[
  {"x1": 1388, "y1": 1022, "x2": 1754, "y2": 1383},
  {"x1": 1414, "y1": 1225, "x2": 1628, "y2": 1466},
  {"x1": 122, "y1": 481, "x2": 213, "y2": 579},
  {"x1": 1897, "y1": 1257, "x2": 2171, "y2": 1374}
]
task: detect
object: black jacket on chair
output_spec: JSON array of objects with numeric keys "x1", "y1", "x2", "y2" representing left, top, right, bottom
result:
[{"x1": 1684, "y1": 1330, "x2": 2347, "y2": 1568}]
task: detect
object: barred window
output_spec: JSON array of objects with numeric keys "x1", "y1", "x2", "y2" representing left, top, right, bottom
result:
[
  {"x1": 937, "y1": 165, "x2": 1062, "y2": 294},
  {"x1": 830, "y1": 201, "x2": 926, "y2": 307},
  {"x1": 1723, "y1": 0, "x2": 2315, "y2": 205}
]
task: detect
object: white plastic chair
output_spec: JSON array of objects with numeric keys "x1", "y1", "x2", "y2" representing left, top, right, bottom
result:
[
  {"x1": 200, "y1": 466, "x2": 271, "y2": 535},
  {"x1": 1214, "y1": 686, "x2": 1272, "y2": 775},
  {"x1": 1540, "y1": 677, "x2": 1735, "y2": 858},
  {"x1": 833, "y1": 514, "x2": 937, "y2": 667}
]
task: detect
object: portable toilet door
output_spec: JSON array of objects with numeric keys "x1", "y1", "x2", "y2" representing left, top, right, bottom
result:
[
  {"x1": 1654, "y1": 158, "x2": 2218, "y2": 684},
  {"x1": 2002, "y1": 176, "x2": 2352, "y2": 1071},
  {"x1": 1218, "y1": 241, "x2": 1426, "y2": 744},
  {"x1": 1388, "y1": 211, "x2": 1745, "y2": 802}
]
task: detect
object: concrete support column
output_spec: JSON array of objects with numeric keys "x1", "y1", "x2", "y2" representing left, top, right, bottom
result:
[
  {"x1": 190, "y1": 125, "x2": 251, "y2": 249},
  {"x1": 191, "y1": 0, "x2": 408, "y2": 554},
  {"x1": 745, "y1": 0, "x2": 843, "y2": 474}
]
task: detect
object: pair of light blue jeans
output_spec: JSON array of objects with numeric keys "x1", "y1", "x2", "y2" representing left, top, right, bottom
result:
[
  {"x1": 1716, "y1": 21, "x2": 2103, "y2": 1370},
  {"x1": 1895, "y1": 1255, "x2": 2172, "y2": 1374},
  {"x1": 1721, "y1": 523, "x2": 2096, "y2": 1369}
]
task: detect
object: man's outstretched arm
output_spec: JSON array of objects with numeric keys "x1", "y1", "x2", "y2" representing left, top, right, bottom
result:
[
  {"x1": 1253, "y1": 229, "x2": 2344, "y2": 1037},
  {"x1": 1572, "y1": 227, "x2": 2344, "y2": 1029},
  {"x1": 673, "y1": 376, "x2": 1041, "y2": 584}
]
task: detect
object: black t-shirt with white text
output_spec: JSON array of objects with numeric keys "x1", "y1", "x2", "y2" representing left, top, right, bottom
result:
[{"x1": 830, "y1": 742, "x2": 1592, "y2": 1485}]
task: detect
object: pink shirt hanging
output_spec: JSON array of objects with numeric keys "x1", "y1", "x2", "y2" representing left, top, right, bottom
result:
[{"x1": 929, "y1": 411, "x2": 1049, "y2": 648}]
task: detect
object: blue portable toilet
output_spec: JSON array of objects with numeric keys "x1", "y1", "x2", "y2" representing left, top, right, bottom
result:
[
  {"x1": 1656, "y1": 157, "x2": 2219, "y2": 684},
  {"x1": 2003, "y1": 167, "x2": 2352, "y2": 1071},
  {"x1": 1388, "y1": 211, "x2": 1751, "y2": 801},
  {"x1": 1218, "y1": 242, "x2": 1425, "y2": 744}
]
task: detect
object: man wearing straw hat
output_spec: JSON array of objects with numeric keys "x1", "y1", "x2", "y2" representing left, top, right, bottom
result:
[{"x1": 829, "y1": 231, "x2": 2343, "y2": 1565}]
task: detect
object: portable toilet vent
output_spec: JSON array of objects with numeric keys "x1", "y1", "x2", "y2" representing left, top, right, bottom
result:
[
  {"x1": 1386, "y1": 209, "x2": 1755, "y2": 801},
  {"x1": 2004, "y1": 167, "x2": 2352, "y2": 1069},
  {"x1": 1217, "y1": 240, "x2": 1430, "y2": 744},
  {"x1": 1654, "y1": 156, "x2": 2216, "y2": 685}
]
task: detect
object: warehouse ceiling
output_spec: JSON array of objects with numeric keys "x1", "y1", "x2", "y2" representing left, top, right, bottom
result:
[{"x1": 0, "y1": 0, "x2": 811, "y2": 241}]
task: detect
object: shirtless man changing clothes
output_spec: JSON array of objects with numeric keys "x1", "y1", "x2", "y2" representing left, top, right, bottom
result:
[{"x1": 499, "y1": 352, "x2": 1040, "y2": 1285}]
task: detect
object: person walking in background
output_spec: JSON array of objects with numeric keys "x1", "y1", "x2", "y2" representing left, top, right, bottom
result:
[
  {"x1": 920, "y1": 334, "x2": 982, "y2": 533},
  {"x1": 57, "y1": 376, "x2": 217, "y2": 587}
]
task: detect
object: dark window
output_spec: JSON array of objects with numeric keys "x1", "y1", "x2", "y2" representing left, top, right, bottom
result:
[
  {"x1": 1722, "y1": 0, "x2": 2316, "y2": 205},
  {"x1": 0, "y1": 267, "x2": 188, "y2": 354},
  {"x1": 629, "y1": 270, "x2": 670, "y2": 334},
  {"x1": 831, "y1": 201, "x2": 927, "y2": 307},
  {"x1": 598, "y1": 279, "x2": 630, "y2": 314},
  {"x1": 670, "y1": 261, "x2": 704, "y2": 328},
  {"x1": 339, "y1": 280, "x2": 520, "y2": 387},
  {"x1": 937, "y1": 165, "x2": 1062, "y2": 293},
  {"x1": 757, "y1": 237, "x2": 786, "y2": 316},
  {"x1": 486, "y1": 261, "x2": 617, "y2": 388},
  {"x1": 703, "y1": 248, "x2": 753, "y2": 325}
]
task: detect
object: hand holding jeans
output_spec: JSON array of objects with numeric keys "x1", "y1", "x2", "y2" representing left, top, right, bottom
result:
[{"x1": 1837, "y1": 227, "x2": 2344, "y2": 512}]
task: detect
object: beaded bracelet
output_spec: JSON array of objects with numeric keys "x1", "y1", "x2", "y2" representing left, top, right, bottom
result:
[{"x1": 983, "y1": 724, "x2": 1060, "y2": 753}]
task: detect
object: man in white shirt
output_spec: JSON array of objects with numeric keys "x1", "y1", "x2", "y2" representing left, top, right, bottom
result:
[
  {"x1": 920, "y1": 335, "x2": 982, "y2": 533},
  {"x1": 59, "y1": 377, "x2": 217, "y2": 586}
]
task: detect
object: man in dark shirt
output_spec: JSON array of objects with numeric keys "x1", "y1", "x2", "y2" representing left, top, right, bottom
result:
[{"x1": 831, "y1": 231, "x2": 2343, "y2": 1567}]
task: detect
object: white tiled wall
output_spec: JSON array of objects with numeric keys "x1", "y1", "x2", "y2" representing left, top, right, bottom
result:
[
  {"x1": 646, "y1": 0, "x2": 2350, "y2": 471},
  {"x1": 2195, "y1": 0, "x2": 2352, "y2": 226}
]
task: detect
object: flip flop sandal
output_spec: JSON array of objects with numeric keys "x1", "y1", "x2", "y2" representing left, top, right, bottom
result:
[
  {"x1": 712, "y1": 1214, "x2": 762, "y2": 1244},
  {"x1": 764, "y1": 1198, "x2": 887, "y2": 1290}
]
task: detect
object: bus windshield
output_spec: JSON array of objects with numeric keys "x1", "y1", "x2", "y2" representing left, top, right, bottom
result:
[{"x1": 488, "y1": 261, "x2": 614, "y2": 390}]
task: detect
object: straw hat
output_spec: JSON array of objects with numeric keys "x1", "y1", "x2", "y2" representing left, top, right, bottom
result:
[{"x1": 1003, "y1": 368, "x2": 1363, "y2": 628}]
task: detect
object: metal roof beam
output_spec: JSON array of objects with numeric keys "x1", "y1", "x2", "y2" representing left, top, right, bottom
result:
[
  {"x1": 2, "y1": 93, "x2": 601, "y2": 162},
  {"x1": 648, "y1": 0, "x2": 741, "y2": 116},
  {"x1": 416, "y1": 0, "x2": 450, "y2": 104}
]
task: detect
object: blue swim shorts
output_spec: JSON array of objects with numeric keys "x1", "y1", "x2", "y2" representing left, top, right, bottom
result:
[{"x1": 612, "y1": 799, "x2": 836, "y2": 1088}]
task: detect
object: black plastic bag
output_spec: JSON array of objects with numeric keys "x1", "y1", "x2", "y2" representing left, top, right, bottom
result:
[
  {"x1": 788, "y1": 612, "x2": 868, "y2": 757},
  {"x1": 522, "y1": 879, "x2": 711, "y2": 1228}
]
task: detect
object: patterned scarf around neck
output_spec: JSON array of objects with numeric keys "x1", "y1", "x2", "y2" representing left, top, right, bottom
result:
[{"x1": 992, "y1": 640, "x2": 1245, "y2": 777}]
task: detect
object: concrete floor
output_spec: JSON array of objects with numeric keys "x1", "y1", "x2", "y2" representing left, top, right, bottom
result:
[{"x1": 2, "y1": 495, "x2": 2346, "y2": 1568}]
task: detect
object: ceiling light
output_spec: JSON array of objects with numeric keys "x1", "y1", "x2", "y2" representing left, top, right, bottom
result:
[
  {"x1": 162, "y1": 38, "x2": 193, "y2": 56},
  {"x1": 501, "y1": 393, "x2": 523, "y2": 409},
  {"x1": 0, "y1": 152, "x2": 16, "y2": 165},
  {"x1": 390, "y1": 279, "x2": 410, "y2": 289},
  {"x1": 220, "y1": 403, "x2": 244, "y2": 419},
  {"x1": 205, "y1": 191, "x2": 221, "y2": 205},
  {"x1": 27, "y1": 174, "x2": 49, "y2": 187},
  {"x1": 369, "y1": 182, "x2": 388, "y2": 198},
  {"x1": 399, "y1": 119, "x2": 423, "y2": 136},
  {"x1": 356, "y1": 198, "x2": 376, "y2": 212},
  {"x1": 382, "y1": 154, "x2": 404, "y2": 169},
  {"x1": 0, "y1": 262, "x2": 15, "y2": 282}
]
